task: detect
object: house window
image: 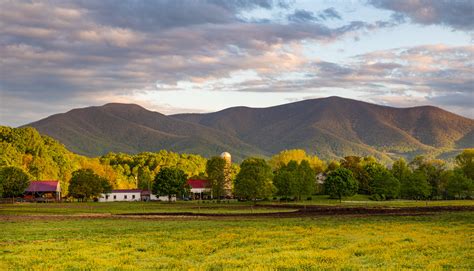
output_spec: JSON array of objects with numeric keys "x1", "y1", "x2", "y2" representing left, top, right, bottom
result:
[
  {"x1": 105, "y1": 195, "x2": 109, "y2": 200},
  {"x1": 132, "y1": 195, "x2": 136, "y2": 199},
  {"x1": 124, "y1": 195, "x2": 128, "y2": 199},
  {"x1": 113, "y1": 195, "x2": 117, "y2": 200}
]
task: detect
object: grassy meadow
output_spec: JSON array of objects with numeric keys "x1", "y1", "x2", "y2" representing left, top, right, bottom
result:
[{"x1": 1, "y1": 200, "x2": 473, "y2": 270}]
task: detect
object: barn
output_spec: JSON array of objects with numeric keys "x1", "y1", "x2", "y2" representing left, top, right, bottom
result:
[
  {"x1": 24, "y1": 181, "x2": 61, "y2": 202},
  {"x1": 187, "y1": 179, "x2": 211, "y2": 199}
]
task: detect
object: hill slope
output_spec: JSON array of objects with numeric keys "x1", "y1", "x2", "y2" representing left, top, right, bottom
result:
[
  {"x1": 26, "y1": 97, "x2": 474, "y2": 161},
  {"x1": 26, "y1": 103, "x2": 264, "y2": 159}
]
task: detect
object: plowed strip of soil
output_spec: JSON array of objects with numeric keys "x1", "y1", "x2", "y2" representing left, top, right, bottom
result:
[{"x1": 118, "y1": 205, "x2": 474, "y2": 218}]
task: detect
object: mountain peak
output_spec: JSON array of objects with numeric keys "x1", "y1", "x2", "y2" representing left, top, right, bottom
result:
[{"x1": 26, "y1": 97, "x2": 474, "y2": 161}]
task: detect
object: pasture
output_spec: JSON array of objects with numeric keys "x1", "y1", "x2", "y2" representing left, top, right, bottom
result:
[{"x1": 1, "y1": 200, "x2": 473, "y2": 270}]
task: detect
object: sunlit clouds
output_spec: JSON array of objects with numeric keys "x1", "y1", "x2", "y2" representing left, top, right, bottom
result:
[{"x1": 0, "y1": 0, "x2": 472, "y2": 126}]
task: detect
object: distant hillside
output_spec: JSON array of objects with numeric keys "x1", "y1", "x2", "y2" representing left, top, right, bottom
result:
[
  {"x1": 26, "y1": 97, "x2": 474, "y2": 161},
  {"x1": 26, "y1": 103, "x2": 263, "y2": 160}
]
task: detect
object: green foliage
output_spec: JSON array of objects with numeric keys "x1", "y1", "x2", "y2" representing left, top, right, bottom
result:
[
  {"x1": 391, "y1": 158, "x2": 411, "y2": 183},
  {"x1": 441, "y1": 169, "x2": 473, "y2": 199},
  {"x1": 273, "y1": 160, "x2": 315, "y2": 200},
  {"x1": 340, "y1": 156, "x2": 370, "y2": 194},
  {"x1": 326, "y1": 160, "x2": 340, "y2": 172},
  {"x1": 0, "y1": 166, "x2": 30, "y2": 198},
  {"x1": 273, "y1": 161, "x2": 298, "y2": 198},
  {"x1": 400, "y1": 170, "x2": 431, "y2": 200},
  {"x1": 68, "y1": 169, "x2": 112, "y2": 201},
  {"x1": 455, "y1": 149, "x2": 474, "y2": 179},
  {"x1": 364, "y1": 161, "x2": 400, "y2": 199},
  {"x1": 324, "y1": 168, "x2": 358, "y2": 201},
  {"x1": 101, "y1": 151, "x2": 207, "y2": 189},
  {"x1": 152, "y1": 167, "x2": 189, "y2": 201},
  {"x1": 234, "y1": 158, "x2": 274, "y2": 202},
  {"x1": 206, "y1": 157, "x2": 231, "y2": 200},
  {"x1": 409, "y1": 155, "x2": 447, "y2": 198},
  {"x1": 0, "y1": 126, "x2": 78, "y2": 194}
]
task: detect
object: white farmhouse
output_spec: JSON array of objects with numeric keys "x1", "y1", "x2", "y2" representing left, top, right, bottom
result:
[
  {"x1": 99, "y1": 189, "x2": 176, "y2": 202},
  {"x1": 99, "y1": 189, "x2": 142, "y2": 202}
]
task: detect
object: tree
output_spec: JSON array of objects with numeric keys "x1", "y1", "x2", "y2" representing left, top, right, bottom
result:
[
  {"x1": 369, "y1": 167, "x2": 400, "y2": 200},
  {"x1": 206, "y1": 157, "x2": 230, "y2": 201},
  {"x1": 0, "y1": 166, "x2": 30, "y2": 198},
  {"x1": 68, "y1": 169, "x2": 112, "y2": 201},
  {"x1": 293, "y1": 160, "x2": 316, "y2": 200},
  {"x1": 400, "y1": 170, "x2": 430, "y2": 200},
  {"x1": 273, "y1": 160, "x2": 298, "y2": 199},
  {"x1": 326, "y1": 160, "x2": 340, "y2": 172},
  {"x1": 391, "y1": 158, "x2": 410, "y2": 182},
  {"x1": 269, "y1": 149, "x2": 325, "y2": 173},
  {"x1": 273, "y1": 168, "x2": 294, "y2": 199},
  {"x1": 137, "y1": 167, "x2": 153, "y2": 191},
  {"x1": 152, "y1": 167, "x2": 189, "y2": 202},
  {"x1": 455, "y1": 149, "x2": 474, "y2": 179},
  {"x1": 340, "y1": 156, "x2": 369, "y2": 194},
  {"x1": 443, "y1": 169, "x2": 473, "y2": 199},
  {"x1": 409, "y1": 156, "x2": 446, "y2": 199},
  {"x1": 324, "y1": 168, "x2": 358, "y2": 202},
  {"x1": 234, "y1": 158, "x2": 274, "y2": 203}
]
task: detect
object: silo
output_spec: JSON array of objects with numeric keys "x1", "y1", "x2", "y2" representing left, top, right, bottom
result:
[
  {"x1": 220, "y1": 152, "x2": 231, "y2": 164},
  {"x1": 220, "y1": 152, "x2": 232, "y2": 197}
]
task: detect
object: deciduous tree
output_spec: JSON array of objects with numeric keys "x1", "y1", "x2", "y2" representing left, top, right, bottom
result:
[
  {"x1": 0, "y1": 166, "x2": 30, "y2": 198},
  {"x1": 324, "y1": 168, "x2": 358, "y2": 202},
  {"x1": 234, "y1": 158, "x2": 274, "y2": 203},
  {"x1": 68, "y1": 169, "x2": 112, "y2": 201},
  {"x1": 455, "y1": 149, "x2": 474, "y2": 179},
  {"x1": 152, "y1": 167, "x2": 189, "y2": 202}
]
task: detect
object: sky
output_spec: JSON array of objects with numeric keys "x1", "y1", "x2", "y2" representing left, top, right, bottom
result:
[{"x1": 0, "y1": 0, "x2": 473, "y2": 127}]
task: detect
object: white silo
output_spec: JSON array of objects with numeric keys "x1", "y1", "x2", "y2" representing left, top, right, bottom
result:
[{"x1": 220, "y1": 152, "x2": 231, "y2": 164}]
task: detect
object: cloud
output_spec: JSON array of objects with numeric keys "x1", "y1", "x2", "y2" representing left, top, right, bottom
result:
[
  {"x1": 369, "y1": 0, "x2": 474, "y2": 30},
  {"x1": 0, "y1": 1, "x2": 472, "y2": 125},
  {"x1": 288, "y1": 9, "x2": 318, "y2": 23},
  {"x1": 0, "y1": 0, "x2": 385, "y2": 101},
  {"x1": 287, "y1": 7, "x2": 342, "y2": 23}
]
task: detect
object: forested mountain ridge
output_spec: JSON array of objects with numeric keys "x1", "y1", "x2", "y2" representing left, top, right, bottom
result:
[
  {"x1": 26, "y1": 97, "x2": 474, "y2": 162},
  {"x1": 26, "y1": 103, "x2": 264, "y2": 159}
]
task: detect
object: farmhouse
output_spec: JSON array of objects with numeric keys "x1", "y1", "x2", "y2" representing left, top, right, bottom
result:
[
  {"x1": 98, "y1": 189, "x2": 142, "y2": 202},
  {"x1": 188, "y1": 179, "x2": 211, "y2": 199},
  {"x1": 24, "y1": 180, "x2": 61, "y2": 202},
  {"x1": 99, "y1": 189, "x2": 175, "y2": 202}
]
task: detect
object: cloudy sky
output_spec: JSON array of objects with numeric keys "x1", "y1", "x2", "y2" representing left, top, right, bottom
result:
[{"x1": 0, "y1": 0, "x2": 473, "y2": 126}]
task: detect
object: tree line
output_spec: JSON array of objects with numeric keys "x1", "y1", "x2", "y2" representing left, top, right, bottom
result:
[{"x1": 0, "y1": 126, "x2": 472, "y2": 201}]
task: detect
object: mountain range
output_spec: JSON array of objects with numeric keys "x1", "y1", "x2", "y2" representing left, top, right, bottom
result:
[{"x1": 25, "y1": 96, "x2": 473, "y2": 162}]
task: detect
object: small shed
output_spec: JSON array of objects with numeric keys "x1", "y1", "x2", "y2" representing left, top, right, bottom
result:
[{"x1": 24, "y1": 181, "x2": 61, "y2": 202}]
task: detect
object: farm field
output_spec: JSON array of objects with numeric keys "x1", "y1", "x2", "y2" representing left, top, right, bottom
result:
[{"x1": 1, "y1": 201, "x2": 473, "y2": 270}]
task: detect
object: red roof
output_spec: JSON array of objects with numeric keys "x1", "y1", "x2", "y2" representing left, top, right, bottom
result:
[
  {"x1": 187, "y1": 179, "x2": 209, "y2": 189},
  {"x1": 25, "y1": 181, "x2": 60, "y2": 192}
]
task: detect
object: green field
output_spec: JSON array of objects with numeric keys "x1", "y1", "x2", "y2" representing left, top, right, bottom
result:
[{"x1": 1, "y1": 201, "x2": 473, "y2": 270}]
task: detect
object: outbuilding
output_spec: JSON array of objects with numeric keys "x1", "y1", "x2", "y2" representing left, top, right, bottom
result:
[
  {"x1": 24, "y1": 181, "x2": 61, "y2": 202},
  {"x1": 187, "y1": 179, "x2": 211, "y2": 199},
  {"x1": 99, "y1": 189, "x2": 142, "y2": 202},
  {"x1": 99, "y1": 189, "x2": 176, "y2": 202}
]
